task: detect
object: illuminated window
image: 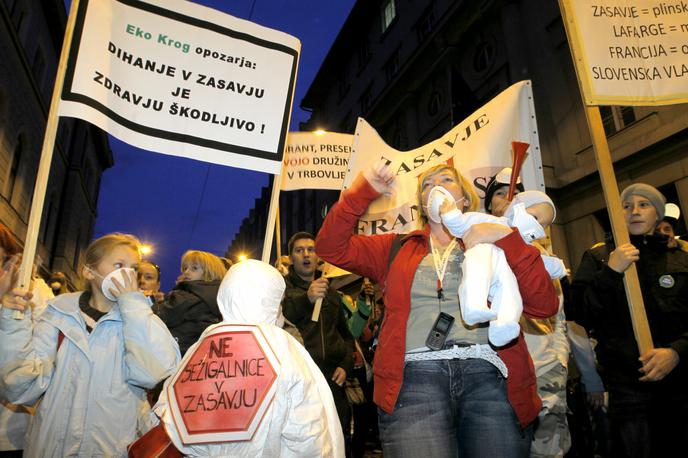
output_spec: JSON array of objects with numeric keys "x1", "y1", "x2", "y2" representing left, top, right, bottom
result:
[{"x1": 381, "y1": 0, "x2": 396, "y2": 33}]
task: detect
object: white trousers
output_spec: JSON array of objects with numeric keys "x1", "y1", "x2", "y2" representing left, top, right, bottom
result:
[{"x1": 459, "y1": 243, "x2": 522, "y2": 347}]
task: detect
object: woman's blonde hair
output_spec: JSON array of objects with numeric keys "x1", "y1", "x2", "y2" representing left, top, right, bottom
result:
[
  {"x1": 81, "y1": 233, "x2": 141, "y2": 290},
  {"x1": 417, "y1": 164, "x2": 479, "y2": 223},
  {"x1": 181, "y1": 250, "x2": 227, "y2": 282}
]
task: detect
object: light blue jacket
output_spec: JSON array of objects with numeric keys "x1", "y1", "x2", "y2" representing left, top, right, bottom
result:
[{"x1": 0, "y1": 291, "x2": 181, "y2": 457}]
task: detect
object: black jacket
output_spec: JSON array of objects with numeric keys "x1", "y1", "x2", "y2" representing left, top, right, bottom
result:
[
  {"x1": 281, "y1": 266, "x2": 354, "y2": 377},
  {"x1": 571, "y1": 233, "x2": 688, "y2": 386},
  {"x1": 156, "y1": 280, "x2": 222, "y2": 356}
]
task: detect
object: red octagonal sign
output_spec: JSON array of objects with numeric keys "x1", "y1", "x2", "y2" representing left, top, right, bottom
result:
[{"x1": 166, "y1": 324, "x2": 280, "y2": 444}]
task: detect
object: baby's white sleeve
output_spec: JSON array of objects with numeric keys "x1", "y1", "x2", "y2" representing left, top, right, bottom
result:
[
  {"x1": 441, "y1": 211, "x2": 503, "y2": 237},
  {"x1": 541, "y1": 255, "x2": 567, "y2": 279}
]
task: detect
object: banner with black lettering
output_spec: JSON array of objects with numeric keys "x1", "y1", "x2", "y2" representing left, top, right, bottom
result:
[
  {"x1": 281, "y1": 132, "x2": 353, "y2": 191},
  {"x1": 345, "y1": 80, "x2": 545, "y2": 235},
  {"x1": 559, "y1": 0, "x2": 688, "y2": 106},
  {"x1": 59, "y1": 0, "x2": 300, "y2": 174}
]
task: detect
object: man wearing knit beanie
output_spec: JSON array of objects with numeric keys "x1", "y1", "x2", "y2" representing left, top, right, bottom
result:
[
  {"x1": 620, "y1": 183, "x2": 666, "y2": 237},
  {"x1": 572, "y1": 181, "x2": 688, "y2": 457},
  {"x1": 620, "y1": 183, "x2": 666, "y2": 221}
]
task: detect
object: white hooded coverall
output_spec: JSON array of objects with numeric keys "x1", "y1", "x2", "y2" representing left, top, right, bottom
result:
[{"x1": 154, "y1": 260, "x2": 345, "y2": 457}]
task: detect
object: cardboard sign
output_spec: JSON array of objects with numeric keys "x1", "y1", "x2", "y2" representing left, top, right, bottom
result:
[
  {"x1": 59, "y1": 0, "x2": 300, "y2": 174},
  {"x1": 281, "y1": 132, "x2": 353, "y2": 190},
  {"x1": 560, "y1": 0, "x2": 688, "y2": 106},
  {"x1": 167, "y1": 325, "x2": 280, "y2": 444}
]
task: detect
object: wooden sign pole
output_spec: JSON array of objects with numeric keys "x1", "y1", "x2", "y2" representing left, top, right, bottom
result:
[
  {"x1": 261, "y1": 175, "x2": 281, "y2": 263},
  {"x1": 13, "y1": 0, "x2": 80, "y2": 319},
  {"x1": 275, "y1": 205, "x2": 282, "y2": 260},
  {"x1": 582, "y1": 106, "x2": 654, "y2": 354},
  {"x1": 558, "y1": 0, "x2": 653, "y2": 354}
]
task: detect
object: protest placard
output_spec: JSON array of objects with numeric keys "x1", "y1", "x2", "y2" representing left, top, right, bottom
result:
[
  {"x1": 167, "y1": 325, "x2": 280, "y2": 444},
  {"x1": 59, "y1": 0, "x2": 300, "y2": 174},
  {"x1": 560, "y1": 0, "x2": 688, "y2": 105},
  {"x1": 281, "y1": 132, "x2": 353, "y2": 191}
]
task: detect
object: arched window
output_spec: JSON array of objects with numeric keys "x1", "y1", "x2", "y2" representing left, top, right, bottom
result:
[{"x1": 473, "y1": 37, "x2": 497, "y2": 74}]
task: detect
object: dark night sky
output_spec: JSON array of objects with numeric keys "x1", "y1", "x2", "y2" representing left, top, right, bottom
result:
[{"x1": 82, "y1": 0, "x2": 355, "y2": 290}]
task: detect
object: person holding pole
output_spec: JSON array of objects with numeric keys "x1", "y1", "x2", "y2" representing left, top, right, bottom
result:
[
  {"x1": 0, "y1": 233, "x2": 180, "y2": 457},
  {"x1": 315, "y1": 161, "x2": 558, "y2": 457},
  {"x1": 571, "y1": 183, "x2": 688, "y2": 457},
  {"x1": 281, "y1": 232, "x2": 354, "y2": 445}
]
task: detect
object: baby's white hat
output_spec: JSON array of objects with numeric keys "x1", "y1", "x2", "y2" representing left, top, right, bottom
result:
[{"x1": 507, "y1": 190, "x2": 556, "y2": 222}]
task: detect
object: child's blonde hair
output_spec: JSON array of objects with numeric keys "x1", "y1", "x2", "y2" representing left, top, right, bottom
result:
[
  {"x1": 181, "y1": 250, "x2": 227, "y2": 282},
  {"x1": 81, "y1": 233, "x2": 141, "y2": 290}
]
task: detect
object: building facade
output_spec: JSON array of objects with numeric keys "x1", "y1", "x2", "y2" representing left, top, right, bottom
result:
[
  {"x1": 1, "y1": 0, "x2": 112, "y2": 285},
  {"x1": 227, "y1": 0, "x2": 688, "y2": 270},
  {"x1": 297, "y1": 0, "x2": 688, "y2": 271}
]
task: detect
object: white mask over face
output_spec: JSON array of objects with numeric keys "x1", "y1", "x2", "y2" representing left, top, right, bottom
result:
[
  {"x1": 95, "y1": 267, "x2": 136, "y2": 301},
  {"x1": 426, "y1": 186, "x2": 465, "y2": 223},
  {"x1": 509, "y1": 203, "x2": 546, "y2": 242}
]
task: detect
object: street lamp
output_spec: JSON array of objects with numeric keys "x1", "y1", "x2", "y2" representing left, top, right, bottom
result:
[{"x1": 140, "y1": 244, "x2": 153, "y2": 256}]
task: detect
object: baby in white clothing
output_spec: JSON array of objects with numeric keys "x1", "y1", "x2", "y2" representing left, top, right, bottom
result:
[{"x1": 427, "y1": 187, "x2": 564, "y2": 346}]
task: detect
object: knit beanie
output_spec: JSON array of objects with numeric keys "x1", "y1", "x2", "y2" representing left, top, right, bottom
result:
[
  {"x1": 620, "y1": 183, "x2": 666, "y2": 221},
  {"x1": 484, "y1": 167, "x2": 525, "y2": 213},
  {"x1": 509, "y1": 190, "x2": 557, "y2": 223}
]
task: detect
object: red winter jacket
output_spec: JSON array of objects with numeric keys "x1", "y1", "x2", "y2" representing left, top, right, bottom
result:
[{"x1": 315, "y1": 176, "x2": 559, "y2": 427}]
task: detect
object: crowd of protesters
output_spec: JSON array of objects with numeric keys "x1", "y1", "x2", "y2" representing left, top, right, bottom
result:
[{"x1": 0, "y1": 159, "x2": 686, "y2": 457}]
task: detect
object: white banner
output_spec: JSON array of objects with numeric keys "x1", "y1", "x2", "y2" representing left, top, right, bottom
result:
[
  {"x1": 345, "y1": 81, "x2": 545, "y2": 235},
  {"x1": 560, "y1": 0, "x2": 688, "y2": 106},
  {"x1": 280, "y1": 132, "x2": 353, "y2": 191},
  {"x1": 59, "y1": 0, "x2": 300, "y2": 174}
]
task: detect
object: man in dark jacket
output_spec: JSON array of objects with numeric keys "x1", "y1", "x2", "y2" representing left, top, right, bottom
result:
[
  {"x1": 571, "y1": 184, "x2": 688, "y2": 457},
  {"x1": 281, "y1": 231, "x2": 354, "y2": 437}
]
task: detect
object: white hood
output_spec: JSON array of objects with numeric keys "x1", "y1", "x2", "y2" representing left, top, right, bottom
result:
[{"x1": 216, "y1": 259, "x2": 285, "y2": 325}]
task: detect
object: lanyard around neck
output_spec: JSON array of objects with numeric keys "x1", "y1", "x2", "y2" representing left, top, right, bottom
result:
[{"x1": 430, "y1": 236, "x2": 457, "y2": 300}]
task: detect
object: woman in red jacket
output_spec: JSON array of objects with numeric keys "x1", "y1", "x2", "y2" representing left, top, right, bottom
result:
[{"x1": 316, "y1": 161, "x2": 558, "y2": 457}]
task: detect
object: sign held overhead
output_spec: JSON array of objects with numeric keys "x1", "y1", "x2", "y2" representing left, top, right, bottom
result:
[
  {"x1": 59, "y1": 0, "x2": 300, "y2": 174},
  {"x1": 560, "y1": 0, "x2": 688, "y2": 105}
]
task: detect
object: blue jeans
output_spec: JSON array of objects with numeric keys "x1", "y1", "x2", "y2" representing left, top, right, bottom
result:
[
  {"x1": 608, "y1": 381, "x2": 688, "y2": 458},
  {"x1": 378, "y1": 359, "x2": 532, "y2": 458}
]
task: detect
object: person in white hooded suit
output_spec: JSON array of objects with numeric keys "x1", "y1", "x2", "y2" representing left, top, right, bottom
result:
[{"x1": 153, "y1": 259, "x2": 345, "y2": 457}]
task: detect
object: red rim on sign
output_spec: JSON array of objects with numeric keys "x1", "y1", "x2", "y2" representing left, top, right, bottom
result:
[{"x1": 166, "y1": 324, "x2": 281, "y2": 444}]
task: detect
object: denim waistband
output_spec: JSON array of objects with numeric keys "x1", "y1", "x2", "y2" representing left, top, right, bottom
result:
[{"x1": 404, "y1": 343, "x2": 508, "y2": 378}]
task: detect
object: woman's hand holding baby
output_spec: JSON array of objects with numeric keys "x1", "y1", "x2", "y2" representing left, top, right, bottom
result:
[{"x1": 462, "y1": 223, "x2": 513, "y2": 249}]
